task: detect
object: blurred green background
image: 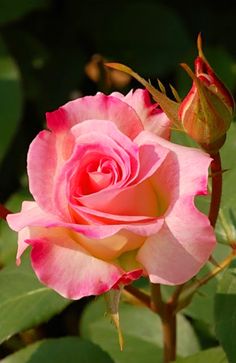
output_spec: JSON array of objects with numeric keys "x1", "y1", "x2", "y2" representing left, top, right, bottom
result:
[{"x1": 0, "y1": 0, "x2": 236, "y2": 202}]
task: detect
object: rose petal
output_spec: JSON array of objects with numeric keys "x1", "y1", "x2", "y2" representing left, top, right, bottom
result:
[
  {"x1": 112, "y1": 89, "x2": 171, "y2": 138},
  {"x1": 165, "y1": 196, "x2": 216, "y2": 261},
  {"x1": 75, "y1": 230, "x2": 145, "y2": 261},
  {"x1": 26, "y1": 228, "x2": 123, "y2": 299},
  {"x1": 16, "y1": 228, "x2": 30, "y2": 265},
  {"x1": 7, "y1": 201, "x2": 164, "y2": 239},
  {"x1": 135, "y1": 131, "x2": 211, "y2": 198},
  {"x1": 27, "y1": 130, "x2": 73, "y2": 217},
  {"x1": 76, "y1": 140, "x2": 169, "y2": 216},
  {"x1": 137, "y1": 198, "x2": 216, "y2": 284},
  {"x1": 46, "y1": 93, "x2": 144, "y2": 139}
]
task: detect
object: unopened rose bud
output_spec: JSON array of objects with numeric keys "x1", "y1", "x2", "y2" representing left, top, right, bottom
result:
[{"x1": 179, "y1": 35, "x2": 234, "y2": 153}]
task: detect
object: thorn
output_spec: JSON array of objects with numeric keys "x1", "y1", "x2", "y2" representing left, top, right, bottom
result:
[
  {"x1": 196, "y1": 290, "x2": 207, "y2": 297},
  {"x1": 209, "y1": 168, "x2": 230, "y2": 178}
]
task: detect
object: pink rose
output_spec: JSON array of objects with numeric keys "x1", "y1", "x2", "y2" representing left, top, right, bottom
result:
[{"x1": 7, "y1": 89, "x2": 216, "y2": 299}]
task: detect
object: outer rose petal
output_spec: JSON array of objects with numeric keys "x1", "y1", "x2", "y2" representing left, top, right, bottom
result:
[
  {"x1": 165, "y1": 196, "x2": 216, "y2": 261},
  {"x1": 111, "y1": 89, "x2": 171, "y2": 139},
  {"x1": 135, "y1": 131, "x2": 211, "y2": 198},
  {"x1": 137, "y1": 198, "x2": 216, "y2": 284},
  {"x1": 46, "y1": 93, "x2": 143, "y2": 139},
  {"x1": 16, "y1": 228, "x2": 30, "y2": 265},
  {"x1": 7, "y1": 201, "x2": 164, "y2": 240},
  {"x1": 27, "y1": 131, "x2": 58, "y2": 214},
  {"x1": 25, "y1": 229, "x2": 123, "y2": 299},
  {"x1": 27, "y1": 130, "x2": 74, "y2": 217}
]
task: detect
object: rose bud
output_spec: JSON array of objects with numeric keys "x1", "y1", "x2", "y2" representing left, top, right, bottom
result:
[{"x1": 179, "y1": 35, "x2": 234, "y2": 153}]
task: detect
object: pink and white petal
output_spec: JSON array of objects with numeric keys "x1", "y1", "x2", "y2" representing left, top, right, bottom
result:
[
  {"x1": 145, "y1": 111, "x2": 170, "y2": 139},
  {"x1": 26, "y1": 229, "x2": 123, "y2": 299},
  {"x1": 137, "y1": 219, "x2": 215, "y2": 285},
  {"x1": 77, "y1": 141, "x2": 169, "y2": 216},
  {"x1": 7, "y1": 200, "x2": 164, "y2": 239},
  {"x1": 55, "y1": 139, "x2": 133, "y2": 215},
  {"x1": 7, "y1": 201, "x2": 60, "y2": 232},
  {"x1": 71, "y1": 119, "x2": 138, "y2": 153},
  {"x1": 113, "y1": 269, "x2": 143, "y2": 287},
  {"x1": 16, "y1": 227, "x2": 30, "y2": 265},
  {"x1": 77, "y1": 179, "x2": 158, "y2": 217},
  {"x1": 72, "y1": 203, "x2": 158, "y2": 223},
  {"x1": 27, "y1": 130, "x2": 73, "y2": 217},
  {"x1": 27, "y1": 131, "x2": 57, "y2": 213},
  {"x1": 112, "y1": 89, "x2": 171, "y2": 138},
  {"x1": 134, "y1": 137, "x2": 170, "y2": 184},
  {"x1": 165, "y1": 196, "x2": 216, "y2": 261},
  {"x1": 56, "y1": 154, "x2": 137, "y2": 220},
  {"x1": 111, "y1": 89, "x2": 153, "y2": 118},
  {"x1": 46, "y1": 93, "x2": 144, "y2": 139},
  {"x1": 135, "y1": 131, "x2": 211, "y2": 197},
  {"x1": 70, "y1": 120, "x2": 140, "y2": 185},
  {"x1": 76, "y1": 230, "x2": 145, "y2": 261}
]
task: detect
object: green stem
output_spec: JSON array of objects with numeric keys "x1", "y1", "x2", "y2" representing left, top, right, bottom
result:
[{"x1": 209, "y1": 152, "x2": 222, "y2": 227}]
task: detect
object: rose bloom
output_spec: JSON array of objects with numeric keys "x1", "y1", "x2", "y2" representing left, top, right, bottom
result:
[{"x1": 7, "y1": 90, "x2": 216, "y2": 299}]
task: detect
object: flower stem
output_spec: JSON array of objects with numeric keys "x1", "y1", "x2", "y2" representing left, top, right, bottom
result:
[
  {"x1": 161, "y1": 305, "x2": 176, "y2": 363},
  {"x1": 0, "y1": 204, "x2": 10, "y2": 221},
  {"x1": 209, "y1": 152, "x2": 222, "y2": 227},
  {"x1": 124, "y1": 285, "x2": 151, "y2": 308},
  {"x1": 151, "y1": 283, "x2": 176, "y2": 363},
  {"x1": 150, "y1": 283, "x2": 164, "y2": 314}
]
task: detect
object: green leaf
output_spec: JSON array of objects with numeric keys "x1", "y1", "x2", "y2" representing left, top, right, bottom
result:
[
  {"x1": 215, "y1": 261, "x2": 236, "y2": 363},
  {"x1": 0, "y1": 337, "x2": 114, "y2": 363},
  {"x1": 81, "y1": 297, "x2": 200, "y2": 363},
  {"x1": 0, "y1": 190, "x2": 32, "y2": 266},
  {"x1": 183, "y1": 274, "x2": 217, "y2": 326},
  {"x1": 215, "y1": 122, "x2": 236, "y2": 244},
  {"x1": 0, "y1": 36, "x2": 23, "y2": 163},
  {"x1": 0, "y1": 219, "x2": 17, "y2": 266},
  {"x1": 0, "y1": 0, "x2": 49, "y2": 25},
  {"x1": 0, "y1": 262, "x2": 70, "y2": 343},
  {"x1": 183, "y1": 243, "x2": 231, "y2": 327},
  {"x1": 174, "y1": 347, "x2": 227, "y2": 363}
]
